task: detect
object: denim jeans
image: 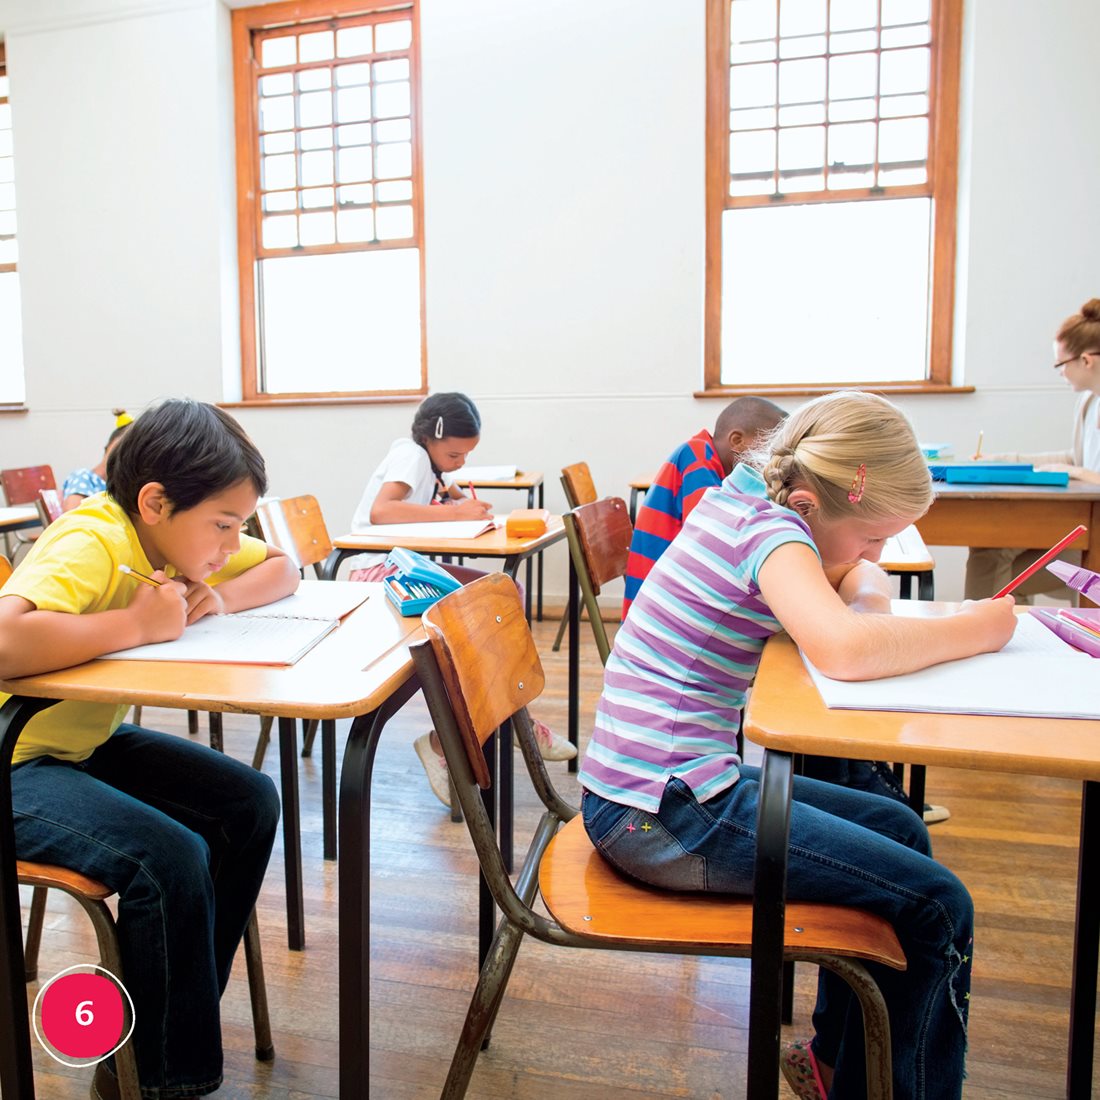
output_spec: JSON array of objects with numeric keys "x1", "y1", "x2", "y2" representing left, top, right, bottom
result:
[
  {"x1": 799, "y1": 754, "x2": 912, "y2": 805},
  {"x1": 12, "y1": 724, "x2": 280, "y2": 1098},
  {"x1": 582, "y1": 770, "x2": 972, "y2": 1100}
]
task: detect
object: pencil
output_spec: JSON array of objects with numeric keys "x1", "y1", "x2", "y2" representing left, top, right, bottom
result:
[
  {"x1": 467, "y1": 482, "x2": 478, "y2": 500},
  {"x1": 992, "y1": 524, "x2": 1088, "y2": 599},
  {"x1": 117, "y1": 563, "x2": 162, "y2": 587},
  {"x1": 974, "y1": 430, "x2": 984, "y2": 460}
]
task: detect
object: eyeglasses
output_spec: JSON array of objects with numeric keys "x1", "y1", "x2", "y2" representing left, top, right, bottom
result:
[{"x1": 1053, "y1": 351, "x2": 1100, "y2": 370}]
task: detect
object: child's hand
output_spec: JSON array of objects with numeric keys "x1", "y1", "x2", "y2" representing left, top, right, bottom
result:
[
  {"x1": 450, "y1": 498, "x2": 494, "y2": 520},
  {"x1": 959, "y1": 596, "x2": 1018, "y2": 652},
  {"x1": 128, "y1": 572, "x2": 188, "y2": 643},
  {"x1": 176, "y1": 578, "x2": 227, "y2": 624}
]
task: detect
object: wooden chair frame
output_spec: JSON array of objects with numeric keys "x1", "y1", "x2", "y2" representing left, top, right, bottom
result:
[
  {"x1": 411, "y1": 574, "x2": 903, "y2": 1099},
  {"x1": 562, "y1": 497, "x2": 632, "y2": 666},
  {"x1": 253, "y1": 494, "x2": 338, "y2": 858},
  {"x1": 553, "y1": 462, "x2": 600, "y2": 652}
]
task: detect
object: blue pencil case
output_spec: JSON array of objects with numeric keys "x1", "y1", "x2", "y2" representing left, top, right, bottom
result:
[{"x1": 383, "y1": 547, "x2": 462, "y2": 616}]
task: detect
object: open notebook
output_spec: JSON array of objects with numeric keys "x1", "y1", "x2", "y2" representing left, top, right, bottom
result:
[
  {"x1": 805, "y1": 613, "x2": 1100, "y2": 720},
  {"x1": 100, "y1": 581, "x2": 370, "y2": 666},
  {"x1": 351, "y1": 519, "x2": 499, "y2": 540}
]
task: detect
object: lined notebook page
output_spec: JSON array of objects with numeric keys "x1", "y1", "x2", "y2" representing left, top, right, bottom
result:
[
  {"x1": 351, "y1": 519, "x2": 498, "y2": 540},
  {"x1": 805, "y1": 614, "x2": 1100, "y2": 720}
]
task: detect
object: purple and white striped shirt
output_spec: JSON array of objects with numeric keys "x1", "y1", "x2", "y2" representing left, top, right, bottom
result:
[{"x1": 579, "y1": 464, "x2": 817, "y2": 811}]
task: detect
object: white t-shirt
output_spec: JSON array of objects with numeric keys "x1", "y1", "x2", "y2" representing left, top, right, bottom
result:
[
  {"x1": 1082, "y1": 394, "x2": 1100, "y2": 475},
  {"x1": 348, "y1": 438, "x2": 453, "y2": 568}
]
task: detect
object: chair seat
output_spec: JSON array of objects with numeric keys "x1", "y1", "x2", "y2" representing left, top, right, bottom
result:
[
  {"x1": 880, "y1": 526, "x2": 935, "y2": 574},
  {"x1": 17, "y1": 860, "x2": 113, "y2": 901},
  {"x1": 540, "y1": 817, "x2": 906, "y2": 968}
]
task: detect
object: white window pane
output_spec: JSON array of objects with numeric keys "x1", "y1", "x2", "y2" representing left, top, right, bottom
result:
[
  {"x1": 732, "y1": 39, "x2": 777, "y2": 64},
  {"x1": 262, "y1": 215, "x2": 298, "y2": 249},
  {"x1": 298, "y1": 31, "x2": 334, "y2": 63},
  {"x1": 375, "y1": 180, "x2": 411, "y2": 202},
  {"x1": 779, "y1": 35, "x2": 826, "y2": 59},
  {"x1": 731, "y1": 130, "x2": 776, "y2": 175},
  {"x1": 0, "y1": 238, "x2": 16, "y2": 265},
  {"x1": 830, "y1": 0, "x2": 878, "y2": 32},
  {"x1": 299, "y1": 90, "x2": 333, "y2": 128},
  {"x1": 262, "y1": 154, "x2": 297, "y2": 191},
  {"x1": 731, "y1": 106, "x2": 777, "y2": 130},
  {"x1": 337, "y1": 86, "x2": 373, "y2": 123},
  {"x1": 0, "y1": 272, "x2": 25, "y2": 404},
  {"x1": 882, "y1": 0, "x2": 930, "y2": 25},
  {"x1": 260, "y1": 73, "x2": 293, "y2": 96},
  {"x1": 301, "y1": 150, "x2": 334, "y2": 186},
  {"x1": 880, "y1": 47, "x2": 930, "y2": 95},
  {"x1": 262, "y1": 190, "x2": 296, "y2": 213},
  {"x1": 298, "y1": 211, "x2": 335, "y2": 245},
  {"x1": 258, "y1": 250, "x2": 421, "y2": 393},
  {"x1": 375, "y1": 142, "x2": 411, "y2": 180},
  {"x1": 374, "y1": 59, "x2": 409, "y2": 83},
  {"x1": 375, "y1": 118, "x2": 411, "y2": 142},
  {"x1": 299, "y1": 127, "x2": 333, "y2": 151},
  {"x1": 731, "y1": 0, "x2": 777, "y2": 43},
  {"x1": 720, "y1": 198, "x2": 931, "y2": 385},
  {"x1": 731, "y1": 63, "x2": 777, "y2": 108},
  {"x1": 338, "y1": 146, "x2": 372, "y2": 183},
  {"x1": 298, "y1": 68, "x2": 331, "y2": 92},
  {"x1": 780, "y1": 0, "x2": 826, "y2": 37},
  {"x1": 778, "y1": 125, "x2": 824, "y2": 171},
  {"x1": 260, "y1": 36, "x2": 296, "y2": 68},
  {"x1": 336, "y1": 208, "x2": 375, "y2": 243},
  {"x1": 374, "y1": 82, "x2": 411, "y2": 119},
  {"x1": 778, "y1": 58, "x2": 825, "y2": 104},
  {"x1": 337, "y1": 25, "x2": 372, "y2": 58},
  {"x1": 301, "y1": 186, "x2": 333, "y2": 209},
  {"x1": 0, "y1": 157, "x2": 13, "y2": 184},
  {"x1": 778, "y1": 103, "x2": 824, "y2": 126},
  {"x1": 879, "y1": 116, "x2": 928, "y2": 163},
  {"x1": 262, "y1": 132, "x2": 295, "y2": 155},
  {"x1": 829, "y1": 29, "x2": 878, "y2": 53},
  {"x1": 375, "y1": 20, "x2": 412, "y2": 52},
  {"x1": 338, "y1": 183, "x2": 374, "y2": 205},
  {"x1": 336, "y1": 63, "x2": 371, "y2": 87},
  {"x1": 259, "y1": 96, "x2": 294, "y2": 133},
  {"x1": 829, "y1": 53, "x2": 878, "y2": 101},
  {"x1": 376, "y1": 204, "x2": 413, "y2": 240}
]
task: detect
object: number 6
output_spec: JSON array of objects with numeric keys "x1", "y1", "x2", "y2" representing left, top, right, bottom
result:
[{"x1": 76, "y1": 1000, "x2": 94, "y2": 1026}]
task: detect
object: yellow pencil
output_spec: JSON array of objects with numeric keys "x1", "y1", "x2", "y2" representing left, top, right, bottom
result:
[
  {"x1": 974, "y1": 430, "x2": 984, "y2": 460},
  {"x1": 117, "y1": 563, "x2": 162, "y2": 587}
]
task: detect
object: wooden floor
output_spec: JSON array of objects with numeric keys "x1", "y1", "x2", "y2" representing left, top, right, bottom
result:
[{"x1": 18, "y1": 616, "x2": 1098, "y2": 1098}]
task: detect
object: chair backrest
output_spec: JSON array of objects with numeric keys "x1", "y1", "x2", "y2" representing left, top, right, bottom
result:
[
  {"x1": 420, "y1": 573, "x2": 545, "y2": 789},
  {"x1": 563, "y1": 497, "x2": 633, "y2": 665},
  {"x1": 254, "y1": 494, "x2": 333, "y2": 577},
  {"x1": 560, "y1": 462, "x2": 597, "y2": 509},
  {"x1": 1, "y1": 465, "x2": 56, "y2": 506},
  {"x1": 36, "y1": 488, "x2": 62, "y2": 527},
  {"x1": 0, "y1": 554, "x2": 11, "y2": 585}
]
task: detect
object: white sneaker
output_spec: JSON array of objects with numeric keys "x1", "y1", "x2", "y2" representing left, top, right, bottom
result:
[
  {"x1": 923, "y1": 803, "x2": 951, "y2": 824},
  {"x1": 414, "y1": 732, "x2": 451, "y2": 808},
  {"x1": 532, "y1": 719, "x2": 577, "y2": 762}
]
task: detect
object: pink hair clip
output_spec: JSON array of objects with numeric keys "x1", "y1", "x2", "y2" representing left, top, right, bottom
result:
[{"x1": 847, "y1": 463, "x2": 867, "y2": 504}]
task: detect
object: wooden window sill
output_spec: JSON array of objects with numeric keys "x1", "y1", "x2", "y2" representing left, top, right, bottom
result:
[{"x1": 694, "y1": 383, "x2": 976, "y2": 399}]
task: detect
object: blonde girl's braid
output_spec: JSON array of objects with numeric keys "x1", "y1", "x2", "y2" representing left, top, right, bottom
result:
[{"x1": 760, "y1": 446, "x2": 800, "y2": 507}]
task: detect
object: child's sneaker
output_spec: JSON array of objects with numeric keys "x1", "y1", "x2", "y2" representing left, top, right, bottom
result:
[
  {"x1": 779, "y1": 1038, "x2": 828, "y2": 1100},
  {"x1": 532, "y1": 719, "x2": 576, "y2": 761},
  {"x1": 923, "y1": 803, "x2": 951, "y2": 824},
  {"x1": 414, "y1": 732, "x2": 451, "y2": 808}
]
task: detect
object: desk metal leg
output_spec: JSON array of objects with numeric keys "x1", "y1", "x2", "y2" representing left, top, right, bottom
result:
[
  {"x1": 567, "y1": 555, "x2": 580, "y2": 774},
  {"x1": 480, "y1": 731, "x2": 498, "y2": 968},
  {"x1": 0, "y1": 695, "x2": 61, "y2": 1100},
  {"x1": 278, "y1": 716, "x2": 306, "y2": 950},
  {"x1": 629, "y1": 487, "x2": 641, "y2": 525},
  {"x1": 1068, "y1": 779, "x2": 1100, "y2": 1098},
  {"x1": 498, "y1": 719, "x2": 514, "y2": 875},
  {"x1": 537, "y1": 484, "x2": 545, "y2": 621},
  {"x1": 748, "y1": 749, "x2": 794, "y2": 1100},
  {"x1": 339, "y1": 675, "x2": 421, "y2": 1100}
]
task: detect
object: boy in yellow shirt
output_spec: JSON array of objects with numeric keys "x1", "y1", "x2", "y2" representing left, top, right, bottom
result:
[{"x1": 0, "y1": 399, "x2": 299, "y2": 1099}]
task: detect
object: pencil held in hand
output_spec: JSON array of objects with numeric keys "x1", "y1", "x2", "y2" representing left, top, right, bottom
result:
[
  {"x1": 992, "y1": 524, "x2": 1088, "y2": 599},
  {"x1": 118, "y1": 563, "x2": 162, "y2": 587}
]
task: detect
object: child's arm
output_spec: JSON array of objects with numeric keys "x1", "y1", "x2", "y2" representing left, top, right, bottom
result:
[
  {"x1": 369, "y1": 480, "x2": 492, "y2": 523},
  {"x1": 759, "y1": 543, "x2": 1017, "y2": 681},
  {"x1": 1034, "y1": 463, "x2": 1100, "y2": 484},
  {"x1": 176, "y1": 546, "x2": 301, "y2": 624},
  {"x1": 828, "y1": 560, "x2": 894, "y2": 614},
  {"x1": 0, "y1": 573, "x2": 188, "y2": 680}
]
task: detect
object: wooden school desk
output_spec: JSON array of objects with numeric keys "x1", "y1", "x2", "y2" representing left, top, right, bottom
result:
[
  {"x1": 919, "y1": 480, "x2": 1100, "y2": 593},
  {"x1": 0, "y1": 586, "x2": 424, "y2": 1100},
  {"x1": 742, "y1": 606, "x2": 1100, "y2": 1100},
  {"x1": 0, "y1": 504, "x2": 41, "y2": 558},
  {"x1": 321, "y1": 519, "x2": 568, "y2": 869},
  {"x1": 627, "y1": 475, "x2": 654, "y2": 524},
  {"x1": 464, "y1": 471, "x2": 547, "y2": 618}
]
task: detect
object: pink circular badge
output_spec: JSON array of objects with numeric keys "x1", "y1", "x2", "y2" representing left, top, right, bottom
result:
[{"x1": 40, "y1": 972, "x2": 125, "y2": 1059}]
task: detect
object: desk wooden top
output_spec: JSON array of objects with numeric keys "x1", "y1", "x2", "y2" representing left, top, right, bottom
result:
[
  {"x1": 331, "y1": 516, "x2": 565, "y2": 558},
  {"x1": 465, "y1": 471, "x2": 543, "y2": 489},
  {"x1": 0, "y1": 584, "x2": 423, "y2": 720},
  {"x1": 878, "y1": 525, "x2": 934, "y2": 571},
  {"x1": 0, "y1": 505, "x2": 39, "y2": 530},
  {"x1": 744, "y1": 602, "x2": 1100, "y2": 782},
  {"x1": 629, "y1": 476, "x2": 655, "y2": 491}
]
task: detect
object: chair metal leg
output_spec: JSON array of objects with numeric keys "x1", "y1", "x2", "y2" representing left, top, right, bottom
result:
[
  {"x1": 243, "y1": 908, "x2": 275, "y2": 1060},
  {"x1": 301, "y1": 718, "x2": 319, "y2": 758},
  {"x1": 252, "y1": 716, "x2": 273, "y2": 771},
  {"x1": 818, "y1": 956, "x2": 894, "y2": 1100},
  {"x1": 551, "y1": 597, "x2": 569, "y2": 652},
  {"x1": 207, "y1": 712, "x2": 223, "y2": 753},
  {"x1": 187, "y1": 710, "x2": 199, "y2": 736},
  {"x1": 441, "y1": 917, "x2": 527, "y2": 1099},
  {"x1": 22, "y1": 886, "x2": 47, "y2": 981}
]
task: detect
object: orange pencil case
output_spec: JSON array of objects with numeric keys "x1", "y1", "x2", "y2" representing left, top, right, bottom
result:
[{"x1": 505, "y1": 508, "x2": 550, "y2": 538}]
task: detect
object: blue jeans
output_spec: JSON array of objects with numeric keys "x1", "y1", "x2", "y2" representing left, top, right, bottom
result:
[
  {"x1": 582, "y1": 770, "x2": 972, "y2": 1100},
  {"x1": 12, "y1": 724, "x2": 280, "y2": 1098}
]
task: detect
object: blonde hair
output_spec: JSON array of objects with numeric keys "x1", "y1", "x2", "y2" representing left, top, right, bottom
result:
[
  {"x1": 752, "y1": 391, "x2": 932, "y2": 522},
  {"x1": 1056, "y1": 298, "x2": 1100, "y2": 357}
]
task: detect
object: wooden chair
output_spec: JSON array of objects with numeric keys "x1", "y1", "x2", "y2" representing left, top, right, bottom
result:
[
  {"x1": 410, "y1": 574, "x2": 905, "y2": 1099},
  {"x1": 562, "y1": 496, "x2": 632, "y2": 665},
  {"x1": 880, "y1": 525, "x2": 936, "y2": 600},
  {"x1": 1, "y1": 466, "x2": 55, "y2": 559},
  {"x1": 35, "y1": 488, "x2": 62, "y2": 527},
  {"x1": 553, "y1": 462, "x2": 600, "y2": 652},
  {"x1": 253, "y1": 494, "x2": 339, "y2": 858},
  {"x1": 18, "y1": 863, "x2": 272, "y2": 1098}
]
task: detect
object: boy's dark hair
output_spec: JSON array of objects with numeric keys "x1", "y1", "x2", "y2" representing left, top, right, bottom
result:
[
  {"x1": 106, "y1": 399, "x2": 268, "y2": 514},
  {"x1": 411, "y1": 392, "x2": 481, "y2": 444}
]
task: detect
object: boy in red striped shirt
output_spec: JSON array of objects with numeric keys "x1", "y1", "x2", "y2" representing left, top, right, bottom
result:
[{"x1": 622, "y1": 396, "x2": 785, "y2": 619}]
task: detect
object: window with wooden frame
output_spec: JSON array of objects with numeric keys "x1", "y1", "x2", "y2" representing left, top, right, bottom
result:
[
  {"x1": 704, "y1": 0, "x2": 963, "y2": 394},
  {"x1": 232, "y1": 0, "x2": 425, "y2": 403},
  {"x1": 0, "y1": 42, "x2": 25, "y2": 407}
]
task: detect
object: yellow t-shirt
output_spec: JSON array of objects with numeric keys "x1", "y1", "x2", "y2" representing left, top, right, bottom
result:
[{"x1": 1, "y1": 493, "x2": 268, "y2": 766}]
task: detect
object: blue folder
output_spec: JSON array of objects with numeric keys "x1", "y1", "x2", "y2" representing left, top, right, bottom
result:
[{"x1": 929, "y1": 463, "x2": 1070, "y2": 486}]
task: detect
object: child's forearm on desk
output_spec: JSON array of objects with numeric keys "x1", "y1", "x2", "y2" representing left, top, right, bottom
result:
[{"x1": 217, "y1": 553, "x2": 300, "y2": 614}]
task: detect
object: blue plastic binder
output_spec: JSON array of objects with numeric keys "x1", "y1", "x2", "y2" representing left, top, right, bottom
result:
[
  {"x1": 929, "y1": 463, "x2": 1070, "y2": 486},
  {"x1": 383, "y1": 547, "x2": 463, "y2": 616}
]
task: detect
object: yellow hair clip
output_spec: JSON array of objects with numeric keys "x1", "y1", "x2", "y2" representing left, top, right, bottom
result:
[{"x1": 113, "y1": 409, "x2": 134, "y2": 429}]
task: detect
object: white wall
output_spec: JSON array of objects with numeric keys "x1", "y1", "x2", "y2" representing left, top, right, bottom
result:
[{"x1": 0, "y1": 0, "x2": 1097, "y2": 602}]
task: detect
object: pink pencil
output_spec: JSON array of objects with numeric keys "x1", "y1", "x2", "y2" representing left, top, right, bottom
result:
[{"x1": 992, "y1": 524, "x2": 1088, "y2": 598}]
